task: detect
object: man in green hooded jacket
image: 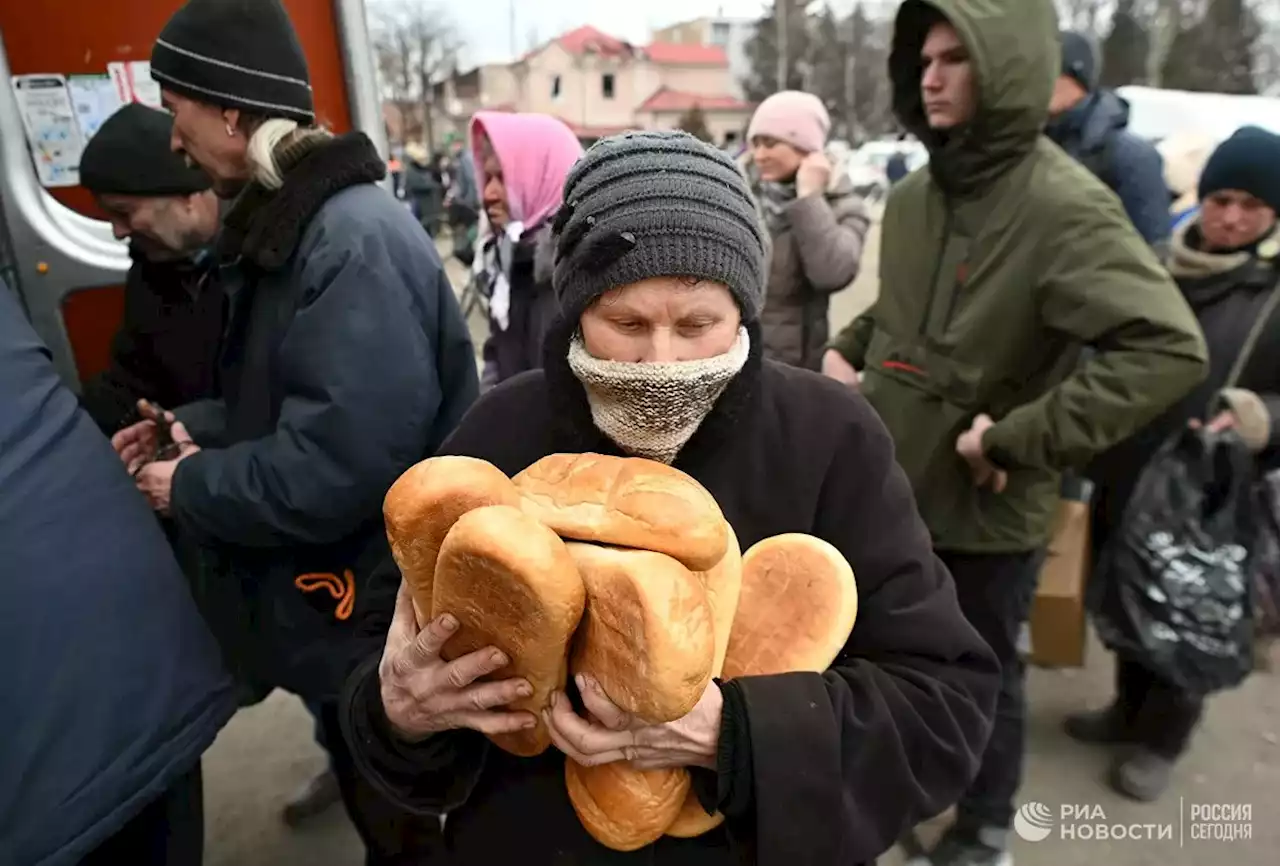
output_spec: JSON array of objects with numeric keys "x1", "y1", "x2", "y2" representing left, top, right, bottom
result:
[{"x1": 823, "y1": 1, "x2": 1208, "y2": 864}]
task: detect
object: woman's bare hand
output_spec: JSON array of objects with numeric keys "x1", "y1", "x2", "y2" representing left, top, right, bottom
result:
[
  {"x1": 544, "y1": 673, "x2": 722, "y2": 771},
  {"x1": 378, "y1": 581, "x2": 537, "y2": 741}
]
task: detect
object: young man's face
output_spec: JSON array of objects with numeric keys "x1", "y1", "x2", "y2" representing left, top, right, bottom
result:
[
  {"x1": 1200, "y1": 189, "x2": 1276, "y2": 251},
  {"x1": 920, "y1": 21, "x2": 977, "y2": 130}
]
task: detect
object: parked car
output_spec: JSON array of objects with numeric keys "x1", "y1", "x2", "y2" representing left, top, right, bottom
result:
[{"x1": 847, "y1": 139, "x2": 928, "y2": 201}]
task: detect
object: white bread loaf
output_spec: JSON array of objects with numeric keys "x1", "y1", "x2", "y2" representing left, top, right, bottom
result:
[
  {"x1": 383, "y1": 455, "x2": 522, "y2": 623},
  {"x1": 566, "y1": 542, "x2": 715, "y2": 724},
  {"x1": 432, "y1": 505, "x2": 585, "y2": 757},
  {"x1": 667, "y1": 532, "x2": 857, "y2": 838},
  {"x1": 513, "y1": 452, "x2": 728, "y2": 572},
  {"x1": 565, "y1": 761, "x2": 691, "y2": 852}
]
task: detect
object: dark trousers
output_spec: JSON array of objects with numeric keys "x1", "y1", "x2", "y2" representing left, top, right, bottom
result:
[
  {"x1": 1114, "y1": 657, "x2": 1204, "y2": 758},
  {"x1": 81, "y1": 763, "x2": 204, "y2": 866},
  {"x1": 1090, "y1": 492, "x2": 1205, "y2": 759},
  {"x1": 944, "y1": 550, "x2": 1042, "y2": 831},
  {"x1": 317, "y1": 701, "x2": 444, "y2": 865}
]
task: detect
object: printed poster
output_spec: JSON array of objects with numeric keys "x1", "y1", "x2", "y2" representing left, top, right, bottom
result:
[
  {"x1": 11, "y1": 74, "x2": 84, "y2": 188},
  {"x1": 108, "y1": 60, "x2": 163, "y2": 109},
  {"x1": 67, "y1": 73, "x2": 125, "y2": 141}
]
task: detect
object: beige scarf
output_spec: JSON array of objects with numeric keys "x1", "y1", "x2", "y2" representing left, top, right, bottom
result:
[{"x1": 567, "y1": 328, "x2": 750, "y2": 464}]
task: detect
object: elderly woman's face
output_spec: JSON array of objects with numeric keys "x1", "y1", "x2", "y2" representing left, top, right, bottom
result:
[{"x1": 580, "y1": 278, "x2": 741, "y2": 363}]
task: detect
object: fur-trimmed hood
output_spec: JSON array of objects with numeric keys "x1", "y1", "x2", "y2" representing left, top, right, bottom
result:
[{"x1": 219, "y1": 132, "x2": 386, "y2": 270}]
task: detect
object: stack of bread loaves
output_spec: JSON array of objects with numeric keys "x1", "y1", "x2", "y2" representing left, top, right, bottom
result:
[{"x1": 382, "y1": 452, "x2": 858, "y2": 850}]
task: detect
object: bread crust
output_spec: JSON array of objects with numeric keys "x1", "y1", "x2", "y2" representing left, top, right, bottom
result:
[
  {"x1": 567, "y1": 542, "x2": 714, "y2": 724},
  {"x1": 383, "y1": 456, "x2": 522, "y2": 623},
  {"x1": 433, "y1": 505, "x2": 586, "y2": 756},
  {"x1": 723, "y1": 533, "x2": 858, "y2": 680},
  {"x1": 565, "y1": 760, "x2": 690, "y2": 851},
  {"x1": 514, "y1": 453, "x2": 728, "y2": 572}
]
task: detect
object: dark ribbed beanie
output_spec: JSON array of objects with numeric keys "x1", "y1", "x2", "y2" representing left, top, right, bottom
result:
[
  {"x1": 150, "y1": 0, "x2": 314, "y2": 123},
  {"x1": 552, "y1": 130, "x2": 766, "y2": 322},
  {"x1": 1199, "y1": 126, "x2": 1280, "y2": 214},
  {"x1": 1060, "y1": 31, "x2": 1099, "y2": 92},
  {"x1": 80, "y1": 103, "x2": 212, "y2": 197}
]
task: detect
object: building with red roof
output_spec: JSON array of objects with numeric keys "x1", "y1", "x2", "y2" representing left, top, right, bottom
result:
[{"x1": 425, "y1": 21, "x2": 755, "y2": 148}]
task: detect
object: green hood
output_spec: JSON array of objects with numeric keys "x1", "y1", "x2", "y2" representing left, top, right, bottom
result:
[{"x1": 890, "y1": 0, "x2": 1059, "y2": 196}]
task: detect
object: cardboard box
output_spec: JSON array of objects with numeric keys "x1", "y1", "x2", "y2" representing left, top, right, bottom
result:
[{"x1": 1029, "y1": 498, "x2": 1090, "y2": 668}]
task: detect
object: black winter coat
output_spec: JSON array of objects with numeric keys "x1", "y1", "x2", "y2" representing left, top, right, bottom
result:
[
  {"x1": 480, "y1": 223, "x2": 559, "y2": 389},
  {"x1": 1, "y1": 280, "x2": 236, "y2": 865},
  {"x1": 1089, "y1": 222, "x2": 1280, "y2": 557},
  {"x1": 341, "y1": 316, "x2": 999, "y2": 866},
  {"x1": 170, "y1": 134, "x2": 478, "y2": 703},
  {"x1": 79, "y1": 246, "x2": 223, "y2": 434}
]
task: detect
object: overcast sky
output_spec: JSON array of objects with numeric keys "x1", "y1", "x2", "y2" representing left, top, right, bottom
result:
[{"x1": 449, "y1": 0, "x2": 770, "y2": 65}]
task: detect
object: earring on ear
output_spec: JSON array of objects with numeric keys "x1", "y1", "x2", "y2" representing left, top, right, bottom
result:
[{"x1": 225, "y1": 125, "x2": 236, "y2": 137}]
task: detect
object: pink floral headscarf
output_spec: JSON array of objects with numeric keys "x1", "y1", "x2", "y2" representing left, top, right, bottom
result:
[{"x1": 470, "y1": 111, "x2": 584, "y2": 233}]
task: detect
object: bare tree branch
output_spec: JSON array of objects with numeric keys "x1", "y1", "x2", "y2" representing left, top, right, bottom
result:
[{"x1": 368, "y1": 0, "x2": 463, "y2": 147}]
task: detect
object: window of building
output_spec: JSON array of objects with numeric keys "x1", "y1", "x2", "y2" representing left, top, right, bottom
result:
[
  {"x1": 551, "y1": 74, "x2": 562, "y2": 99},
  {"x1": 602, "y1": 73, "x2": 615, "y2": 99},
  {"x1": 711, "y1": 22, "x2": 731, "y2": 46}
]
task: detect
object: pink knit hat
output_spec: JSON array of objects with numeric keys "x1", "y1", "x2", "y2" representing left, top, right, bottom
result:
[{"x1": 747, "y1": 91, "x2": 830, "y2": 153}]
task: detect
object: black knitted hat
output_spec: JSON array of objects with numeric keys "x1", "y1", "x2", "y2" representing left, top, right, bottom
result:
[
  {"x1": 80, "y1": 103, "x2": 212, "y2": 197},
  {"x1": 1199, "y1": 126, "x2": 1280, "y2": 214},
  {"x1": 150, "y1": 0, "x2": 314, "y2": 123},
  {"x1": 1060, "y1": 31, "x2": 1099, "y2": 92},
  {"x1": 551, "y1": 130, "x2": 767, "y2": 322}
]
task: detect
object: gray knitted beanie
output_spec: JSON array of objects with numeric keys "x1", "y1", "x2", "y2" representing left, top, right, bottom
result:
[{"x1": 551, "y1": 130, "x2": 767, "y2": 321}]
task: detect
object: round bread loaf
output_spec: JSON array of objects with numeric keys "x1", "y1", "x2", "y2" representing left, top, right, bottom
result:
[
  {"x1": 383, "y1": 455, "x2": 522, "y2": 623},
  {"x1": 668, "y1": 532, "x2": 858, "y2": 838},
  {"x1": 722, "y1": 533, "x2": 858, "y2": 679},
  {"x1": 567, "y1": 542, "x2": 714, "y2": 724},
  {"x1": 665, "y1": 525, "x2": 742, "y2": 838},
  {"x1": 513, "y1": 453, "x2": 728, "y2": 571},
  {"x1": 565, "y1": 760, "x2": 690, "y2": 852},
  {"x1": 433, "y1": 505, "x2": 585, "y2": 757}
]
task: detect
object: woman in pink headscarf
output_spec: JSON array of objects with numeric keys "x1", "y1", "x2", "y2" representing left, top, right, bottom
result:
[{"x1": 470, "y1": 111, "x2": 584, "y2": 389}]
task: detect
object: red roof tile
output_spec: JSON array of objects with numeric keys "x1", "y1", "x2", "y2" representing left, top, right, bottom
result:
[
  {"x1": 638, "y1": 87, "x2": 753, "y2": 113},
  {"x1": 556, "y1": 25, "x2": 633, "y2": 58},
  {"x1": 644, "y1": 42, "x2": 728, "y2": 66}
]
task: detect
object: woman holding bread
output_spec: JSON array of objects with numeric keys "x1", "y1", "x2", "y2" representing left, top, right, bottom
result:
[{"x1": 341, "y1": 131, "x2": 1000, "y2": 865}]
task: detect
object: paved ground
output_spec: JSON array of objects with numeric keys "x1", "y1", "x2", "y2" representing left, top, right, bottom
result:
[{"x1": 203, "y1": 226, "x2": 1278, "y2": 864}]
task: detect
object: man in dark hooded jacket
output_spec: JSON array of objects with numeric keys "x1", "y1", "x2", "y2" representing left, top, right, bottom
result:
[
  {"x1": 1, "y1": 279, "x2": 236, "y2": 865},
  {"x1": 109, "y1": 0, "x2": 479, "y2": 861},
  {"x1": 1046, "y1": 31, "x2": 1170, "y2": 248},
  {"x1": 822, "y1": 1, "x2": 1208, "y2": 864}
]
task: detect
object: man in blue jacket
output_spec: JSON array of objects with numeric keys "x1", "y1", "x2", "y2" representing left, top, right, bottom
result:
[
  {"x1": 110, "y1": 0, "x2": 479, "y2": 861},
  {"x1": 1047, "y1": 31, "x2": 1171, "y2": 249},
  {"x1": 0, "y1": 280, "x2": 236, "y2": 865}
]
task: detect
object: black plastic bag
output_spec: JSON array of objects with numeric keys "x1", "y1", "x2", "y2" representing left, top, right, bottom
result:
[{"x1": 1092, "y1": 426, "x2": 1256, "y2": 695}]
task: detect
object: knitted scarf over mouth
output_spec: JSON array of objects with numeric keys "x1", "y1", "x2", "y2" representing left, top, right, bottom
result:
[{"x1": 566, "y1": 328, "x2": 751, "y2": 464}]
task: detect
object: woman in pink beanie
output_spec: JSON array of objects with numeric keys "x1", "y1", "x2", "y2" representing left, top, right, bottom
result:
[{"x1": 744, "y1": 91, "x2": 870, "y2": 370}]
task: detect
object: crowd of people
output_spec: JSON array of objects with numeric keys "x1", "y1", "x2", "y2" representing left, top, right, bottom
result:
[{"x1": 5, "y1": 0, "x2": 1279, "y2": 865}]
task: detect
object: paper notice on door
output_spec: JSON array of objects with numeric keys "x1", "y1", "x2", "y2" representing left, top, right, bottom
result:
[
  {"x1": 11, "y1": 74, "x2": 85, "y2": 187},
  {"x1": 67, "y1": 73, "x2": 125, "y2": 141},
  {"x1": 107, "y1": 60, "x2": 163, "y2": 109}
]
